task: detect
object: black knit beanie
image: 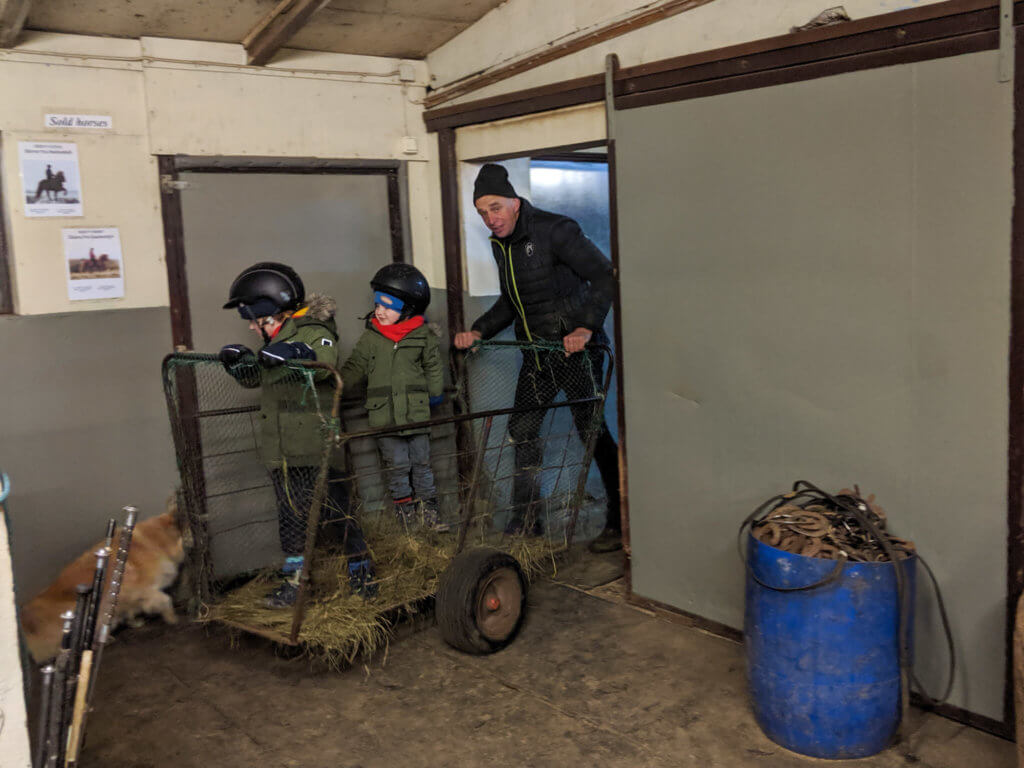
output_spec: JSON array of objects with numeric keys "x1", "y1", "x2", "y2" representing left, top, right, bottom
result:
[{"x1": 473, "y1": 163, "x2": 517, "y2": 201}]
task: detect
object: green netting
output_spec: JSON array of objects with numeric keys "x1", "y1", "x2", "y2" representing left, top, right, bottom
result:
[{"x1": 161, "y1": 339, "x2": 611, "y2": 661}]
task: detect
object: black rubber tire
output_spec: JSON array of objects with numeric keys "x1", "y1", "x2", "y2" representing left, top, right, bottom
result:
[{"x1": 436, "y1": 547, "x2": 528, "y2": 654}]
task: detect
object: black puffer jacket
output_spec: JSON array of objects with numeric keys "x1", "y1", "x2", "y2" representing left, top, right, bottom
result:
[{"x1": 471, "y1": 198, "x2": 614, "y2": 343}]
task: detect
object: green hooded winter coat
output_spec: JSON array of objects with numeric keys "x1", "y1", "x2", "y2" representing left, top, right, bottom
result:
[
  {"x1": 228, "y1": 294, "x2": 341, "y2": 468},
  {"x1": 340, "y1": 319, "x2": 443, "y2": 436}
]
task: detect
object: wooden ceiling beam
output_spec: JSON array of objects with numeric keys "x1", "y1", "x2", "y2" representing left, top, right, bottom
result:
[
  {"x1": 244, "y1": 0, "x2": 331, "y2": 66},
  {"x1": 0, "y1": 0, "x2": 32, "y2": 48}
]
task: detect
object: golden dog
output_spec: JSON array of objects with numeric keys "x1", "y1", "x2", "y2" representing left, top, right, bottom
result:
[{"x1": 21, "y1": 501, "x2": 185, "y2": 662}]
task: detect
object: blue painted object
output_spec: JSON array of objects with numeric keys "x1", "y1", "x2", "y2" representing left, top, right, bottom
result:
[{"x1": 745, "y1": 533, "x2": 916, "y2": 759}]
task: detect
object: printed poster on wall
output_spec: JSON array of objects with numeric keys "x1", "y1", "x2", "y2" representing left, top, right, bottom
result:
[
  {"x1": 63, "y1": 228, "x2": 125, "y2": 301},
  {"x1": 19, "y1": 142, "x2": 84, "y2": 217}
]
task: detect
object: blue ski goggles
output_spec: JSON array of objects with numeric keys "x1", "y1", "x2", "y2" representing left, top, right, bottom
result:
[{"x1": 374, "y1": 291, "x2": 405, "y2": 312}]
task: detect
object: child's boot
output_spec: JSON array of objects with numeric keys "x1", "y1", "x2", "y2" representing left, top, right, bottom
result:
[
  {"x1": 264, "y1": 555, "x2": 304, "y2": 609},
  {"x1": 393, "y1": 496, "x2": 417, "y2": 526},
  {"x1": 419, "y1": 497, "x2": 449, "y2": 533},
  {"x1": 347, "y1": 556, "x2": 378, "y2": 599}
]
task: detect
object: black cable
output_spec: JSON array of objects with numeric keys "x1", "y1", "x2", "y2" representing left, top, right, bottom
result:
[
  {"x1": 790, "y1": 481, "x2": 955, "y2": 707},
  {"x1": 911, "y1": 552, "x2": 957, "y2": 705}
]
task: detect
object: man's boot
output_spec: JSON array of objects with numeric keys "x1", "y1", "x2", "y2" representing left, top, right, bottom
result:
[
  {"x1": 588, "y1": 527, "x2": 622, "y2": 553},
  {"x1": 504, "y1": 500, "x2": 543, "y2": 537}
]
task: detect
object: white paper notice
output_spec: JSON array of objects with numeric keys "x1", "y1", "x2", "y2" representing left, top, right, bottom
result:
[
  {"x1": 19, "y1": 142, "x2": 84, "y2": 217},
  {"x1": 64, "y1": 228, "x2": 125, "y2": 301}
]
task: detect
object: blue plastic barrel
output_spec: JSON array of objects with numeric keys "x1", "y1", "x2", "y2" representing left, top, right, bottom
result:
[{"x1": 745, "y1": 533, "x2": 916, "y2": 759}]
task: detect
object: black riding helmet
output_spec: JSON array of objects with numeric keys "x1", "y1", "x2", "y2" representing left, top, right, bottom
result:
[
  {"x1": 371, "y1": 263, "x2": 430, "y2": 320},
  {"x1": 223, "y1": 262, "x2": 305, "y2": 319}
]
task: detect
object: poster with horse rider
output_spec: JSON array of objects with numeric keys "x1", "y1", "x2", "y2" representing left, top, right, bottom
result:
[
  {"x1": 18, "y1": 141, "x2": 84, "y2": 217},
  {"x1": 62, "y1": 227, "x2": 125, "y2": 301}
]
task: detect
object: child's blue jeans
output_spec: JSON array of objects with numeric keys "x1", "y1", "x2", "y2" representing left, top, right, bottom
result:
[{"x1": 378, "y1": 434, "x2": 436, "y2": 501}]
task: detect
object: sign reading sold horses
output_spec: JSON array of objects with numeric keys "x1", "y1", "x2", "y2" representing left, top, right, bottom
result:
[{"x1": 18, "y1": 141, "x2": 84, "y2": 217}]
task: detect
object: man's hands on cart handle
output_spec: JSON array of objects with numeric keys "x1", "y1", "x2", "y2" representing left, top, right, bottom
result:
[
  {"x1": 453, "y1": 327, "x2": 592, "y2": 356},
  {"x1": 454, "y1": 330, "x2": 482, "y2": 350},
  {"x1": 561, "y1": 327, "x2": 592, "y2": 356}
]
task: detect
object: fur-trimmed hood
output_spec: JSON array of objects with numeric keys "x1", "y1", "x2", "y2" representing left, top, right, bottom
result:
[{"x1": 302, "y1": 293, "x2": 336, "y2": 321}]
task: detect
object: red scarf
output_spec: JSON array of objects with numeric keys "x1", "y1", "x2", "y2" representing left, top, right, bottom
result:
[{"x1": 372, "y1": 315, "x2": 424, "y2": 342}]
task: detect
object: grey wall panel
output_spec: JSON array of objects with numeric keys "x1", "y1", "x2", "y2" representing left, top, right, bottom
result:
[
  {"x1": 180, "y1": 172, "x2": 393, "y2": 355},
  {"x1": 615, "y1": 51, "x2": 1011, "y2": 718},
  {"x1": 0, "y1": 309, "x2": 179, "y2": 601}
]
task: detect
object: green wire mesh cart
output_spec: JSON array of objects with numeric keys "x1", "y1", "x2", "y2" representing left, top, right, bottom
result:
[{"x1": 162, "y1": 340, "x2": 613, "y2": 662}]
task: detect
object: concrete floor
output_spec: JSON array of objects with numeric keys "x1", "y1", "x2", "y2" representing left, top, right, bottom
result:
[{"x1": 81, "y1": 559, "x2": 1014, "y2": 768}]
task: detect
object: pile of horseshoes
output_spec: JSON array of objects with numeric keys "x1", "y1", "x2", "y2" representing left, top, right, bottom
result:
[{"x1": 750, "y1": 486, "x2": 915, "y2": 562}]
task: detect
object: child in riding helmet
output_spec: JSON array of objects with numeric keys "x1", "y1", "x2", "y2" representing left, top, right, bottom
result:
[
  {"x1": 340, "y1": 264, "x2": 446, "y2": 530},
  {"x1": 218, "y1": 261, "x2": 377, "y2": 607}
]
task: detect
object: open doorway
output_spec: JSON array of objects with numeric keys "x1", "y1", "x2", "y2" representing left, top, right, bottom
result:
[
  {"x1": 157, "y1": 158, "x2": 410, "y2": 589},
  {"x1": 457, "y1": 145, "x2": 621, "y2": 546}
]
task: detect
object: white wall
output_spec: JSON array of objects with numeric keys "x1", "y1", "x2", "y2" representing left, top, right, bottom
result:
[
  {"x1": 456, "y1": 103, "x2": 606, "y2": 161},
  {"x1": 0, "y1": 31, "x2": 445, "y2": 315},
  {"x1": 0, "y1": 509, "x2": 30, "y2": 768},
  {"x1": 1, "y1": 35, "x2": 163, "y2": 315},
  {"x1": 428, "y1": 0, "x2": 949, "y2": 105}
]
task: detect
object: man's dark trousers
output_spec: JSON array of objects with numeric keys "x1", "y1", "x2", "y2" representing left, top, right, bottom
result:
[{"x1": 507, "y1": 346, "x2": 620, "y2": 531}]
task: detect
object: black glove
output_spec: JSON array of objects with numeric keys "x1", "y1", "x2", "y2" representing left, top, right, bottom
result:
[
  {"x1": 259, "y1": 341, "x2": 316, "y2": 368},
  {"x1": 219, "y1": 344, "x2": 259, "y2": 388},
  {"x1": 218, "y1": 344, "x2": 254, "y2": 365}
]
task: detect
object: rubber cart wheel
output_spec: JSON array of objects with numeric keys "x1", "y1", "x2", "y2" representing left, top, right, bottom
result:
[{"x1": 436, "y1": 547, "x2": 527, "y2": 654}]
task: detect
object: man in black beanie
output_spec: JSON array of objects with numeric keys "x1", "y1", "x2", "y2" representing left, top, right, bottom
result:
[{"x1": 454, "y1": 163, "x2": 622, "y2": 553}]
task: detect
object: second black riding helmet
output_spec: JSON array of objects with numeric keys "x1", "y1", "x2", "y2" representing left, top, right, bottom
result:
[
  {"x1": 371, "y1": 263, "x2": 430, "y2": 319},
  {"x1": 223, "y1": 262, "x2": 305, "y2": 318}
]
